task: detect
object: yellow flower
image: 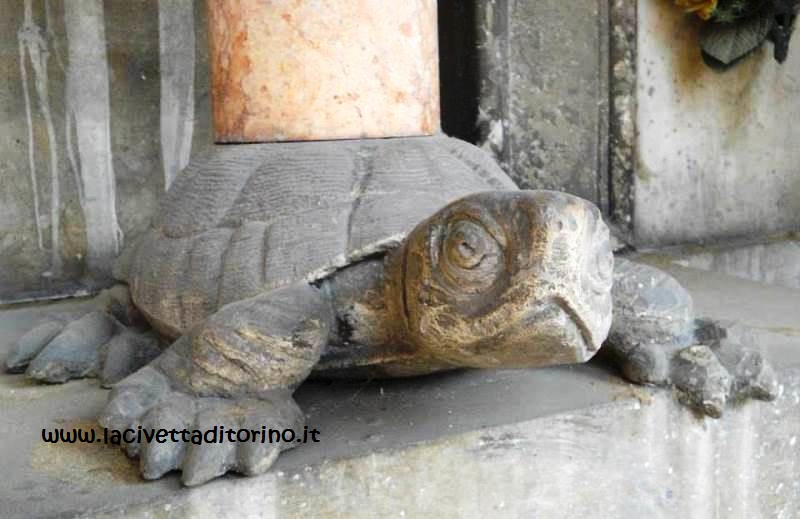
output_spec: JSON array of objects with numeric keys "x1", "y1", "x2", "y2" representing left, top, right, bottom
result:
[{"x1": 675, "y1": 0, "x2": 718, "y2": 20}]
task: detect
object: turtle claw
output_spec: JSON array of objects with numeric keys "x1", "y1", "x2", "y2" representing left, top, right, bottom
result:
[
  {"x1": 100, "y1": 330, "x2": 161, "y2": 387},
  {"x1": 237, "y1": 422, "x2": 283, "y2": 477},
  {"x1": 714, "y1": 331, "x2": 780, "y2": 402},
  {"x1": 25, "y1": 311, "x2": 118, "y2": 383},
  {"x1": 670, "y1": 345, "x2": 732, "y2": 418},
  {"x1": 100, "y1": 358, "x2": 303, "y2": 485},
  {"x1": 5, "y1": 319, "x2": 69, "y2": 373},
  {"x1": 178, "y1": 397, "x2": 301, "y2": 486},
  {"x1": 100, "y1": 365, "x2": 173, "y2": 435},
  {"x1": 738, "y1": 357, "x2": 779, "y2": 401},
  {"x1": 139, "y1": 394, "x2": 195, "y2": 479},
  {"x1": 181, "y1": 407, "x2": 239, "y2": 486},
  {"x1": 5, "y1": 285, "x2": 157, "y2": 384}
]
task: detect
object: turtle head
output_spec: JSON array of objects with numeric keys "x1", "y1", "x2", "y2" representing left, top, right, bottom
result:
[{"x1": 398, "y1": 190, "x2": 613, "y2": 369}]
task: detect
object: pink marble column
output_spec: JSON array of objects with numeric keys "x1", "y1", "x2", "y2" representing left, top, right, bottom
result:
[{"x1": 207, "y1": 0, "x2": 440, "y2": 143}]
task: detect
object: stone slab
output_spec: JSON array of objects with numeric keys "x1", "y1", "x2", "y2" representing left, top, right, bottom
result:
[{"x1": 0, "y1": 265, "x2": 798, "y2": 517}]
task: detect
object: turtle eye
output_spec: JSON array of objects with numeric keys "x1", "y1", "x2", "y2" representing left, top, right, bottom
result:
[
  {"x1": 444, "y1": 221, "x2": 492, "y2": 269},
  {"x1": 438, "y1": 219, "x2": 503, "y2": 293}
]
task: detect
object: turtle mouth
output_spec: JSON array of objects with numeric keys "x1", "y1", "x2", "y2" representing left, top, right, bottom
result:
[
  {"x1": 494, "y1": 298, "x2": 596, "y2": 366},
  {"x1": 550, "y1": 297, "x2": 597, "y2": 353}
]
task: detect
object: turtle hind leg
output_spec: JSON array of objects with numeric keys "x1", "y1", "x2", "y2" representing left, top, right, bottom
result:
[
  {"x1": 607, "y1": 259, "x2": 778, "y2": 417},
  {"x1": 606, "y1": 326, "x2": 778, "y2": 418},
  {"x1": 658, "y1": 321, "x2": 777, "y2": 418},
  {"x1": 5, "y1": 285, "x2": 158, "y2": 384},
  {"x1": 99, "y1": 282, "x2": 333, "y2": 486}
]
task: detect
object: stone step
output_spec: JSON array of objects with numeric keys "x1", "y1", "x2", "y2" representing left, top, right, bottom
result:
[
  {"x1": 0, "y1": 264, "x2": 797, "y2": 518},
  {"x1": 637, "y1": 235, "x2": 800, "y2": 290}
]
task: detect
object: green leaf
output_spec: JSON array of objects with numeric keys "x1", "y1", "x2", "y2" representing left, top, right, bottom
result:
[{"x1": 700, "y1": 13, "x2": 772, "y2": 64}]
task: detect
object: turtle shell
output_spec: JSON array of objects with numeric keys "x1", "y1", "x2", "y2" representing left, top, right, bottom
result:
[{"x1": 123, "y1": 135, "x2": 516, "y2": 337}]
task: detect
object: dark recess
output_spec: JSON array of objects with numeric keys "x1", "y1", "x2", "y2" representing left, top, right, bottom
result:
[{"x1": 438, "y1": 0, "x2": 480, "y2": 143}]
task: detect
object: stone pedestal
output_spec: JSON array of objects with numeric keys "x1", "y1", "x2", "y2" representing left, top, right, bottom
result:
[{"x1": 207, "y1": 0, "x2": 440, "y2": 142}]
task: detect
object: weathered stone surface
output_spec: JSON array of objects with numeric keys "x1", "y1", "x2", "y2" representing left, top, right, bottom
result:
[
  {"x1": 608, "y1": 0, "x2": 637, "y2": 236},
  {"x1": 159, "y1": 0, "x2": 196, "y2": 189},
  {"x1": 639, "y1": 235, "x2": 800, "y2": 290},
  {"x1": 0, "y1": 0, "x2": 213, "y2": 303},
  {"x1": 207, "y1": 0, "x2": 439, "y2": 142},
  {"x1": 475, "y1": 0, "x2": 610, "y2": 208},
  {"x1": 635, "y1": 0, "x2": 800, "y2": 245}
]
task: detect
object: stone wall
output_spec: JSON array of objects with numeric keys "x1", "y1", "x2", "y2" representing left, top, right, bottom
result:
[
  {"x1": 463, "y1": 0, "x2": 800, "y2": 246},
  {"x1": 635, "y1": 0, "x2": 800, "y2": 246},
  {"x1": 0, "y1": 0, "x2": 212, "y2": 302},
  {"x1": 470, "y1": 0, "x2": 612, "y2": 210},
  {"x1": 2, "y1": 0, "x2": 799, "y2": 301}
]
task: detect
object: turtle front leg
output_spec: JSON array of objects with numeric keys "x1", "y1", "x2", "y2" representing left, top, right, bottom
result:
[
  {"x1": 605, "y1": 258, "x2": 778, "y2": 417},
  {"x1": 99, "y1": 282, "x2": 333, "y2": 486}
]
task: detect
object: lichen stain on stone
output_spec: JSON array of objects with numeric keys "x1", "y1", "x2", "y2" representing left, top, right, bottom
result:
[
  {"x1": 649, "y1": 0, "x2": 767, "y2": 131},
  {"x1": 635, "y1": 149, "x2": 653, "y2": 182},
  {"x1": 61, "y1": 200, "x2": 88, "y2": 265},
  {"x1": 650, "y1": 1, "x2": 707, "y2": 91},
  {"x1": 756, "y1": 325, "x2": 800, "y2": 337},
  {"x1": 30, "y1": 419, "x2": 140, "y2": 486},
  {"x1": 611, "y1": 381, "x2": 655, "y2": 407}
]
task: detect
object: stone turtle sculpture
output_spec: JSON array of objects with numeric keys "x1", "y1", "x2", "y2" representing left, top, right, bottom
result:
[{"x1": 6, "y1": 136, "x2": 776, "y2": 486}]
